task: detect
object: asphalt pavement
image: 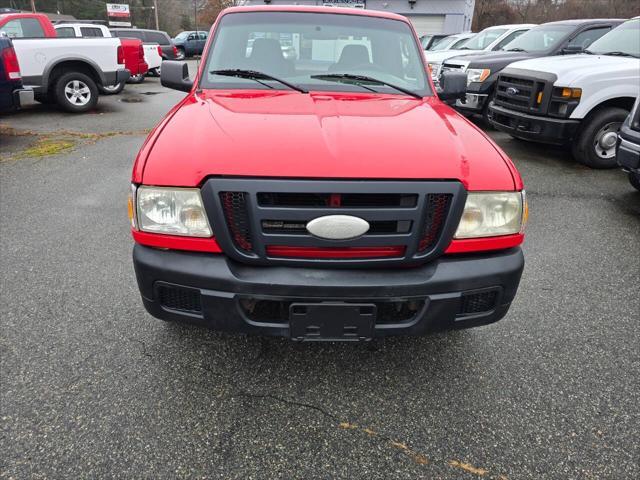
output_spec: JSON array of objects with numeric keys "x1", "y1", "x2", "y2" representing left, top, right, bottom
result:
[{"x1": 1, "y1": 62, "x2": 639, "y2": 479}]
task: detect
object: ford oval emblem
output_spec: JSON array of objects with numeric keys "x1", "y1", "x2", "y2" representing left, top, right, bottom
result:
[
  {"x1": 306, "y1": 215, "x2": 370, "y2": 240},
  {"x1": 506, "y1": 87, "x2": 519, "y2": 96}
]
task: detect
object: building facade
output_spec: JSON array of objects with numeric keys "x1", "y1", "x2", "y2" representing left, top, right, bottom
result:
[{"x1": 237, "y1": 0, "x2": 476, "y2": 36}]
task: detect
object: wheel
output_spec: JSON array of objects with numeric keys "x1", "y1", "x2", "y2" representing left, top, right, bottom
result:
[
  {"x1": 127, "y1": 73, "x2": 146, "y2": 84},
  {"x1": 481, "y1": 90, "x2": 496, "y2": 128},
  {"x1": 572, "y1": 107, "x2": 628, "y2": 168},
  {"x1": 54, "y1": 72, "x2": 98, "y2": 113},
  {"x1": 175, "y1": 47, "x2": 186, "y2": 60},
  {"x1": 99, "y1": 82, "x2": 125, "y2": 95},
  {"x1": 629, "y1": 172, "x2": 640, "y2": 191},
  {"x1": 147, "y1": 68, "x2": 160, "y2": 77}
]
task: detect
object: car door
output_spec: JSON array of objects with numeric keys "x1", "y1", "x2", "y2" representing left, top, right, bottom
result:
[
  {"x1": 197, "y1": 32, "x2": 207, "y2": 54},
  {"x1": 185, "y1": 33, "x2": 198, "y2": 55}
]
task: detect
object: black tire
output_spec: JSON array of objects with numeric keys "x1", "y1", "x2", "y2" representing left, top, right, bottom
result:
[
  {"x1": 629, "y1": 172, "x2": 640, "y2": 191},
  {"x1": 572, "y1": 107, "x2": 628, "y2": 169},
  {"x1": 99, "y1": 82, "x2": 125, "y2": 95},
  {"x1": 147, "y1": 68, "x2": 160, "y2": 78},
  {"x1": 127, "y1": 73, "x2": 146, "y2": 84},
  {"x1": 53, "y1": 71, "x2": 98, "y2": 113},
  {"x1": 481, "y1": 89, "x2": 496, "y2": 128}
]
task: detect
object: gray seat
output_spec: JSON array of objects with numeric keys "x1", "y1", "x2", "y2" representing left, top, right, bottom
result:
[
  {"x1": 329, "y1": 44, "x2": 371, "y2": 72},
  {"x1": 249, "y1": 38, "x2": 291, "y2": 76}
]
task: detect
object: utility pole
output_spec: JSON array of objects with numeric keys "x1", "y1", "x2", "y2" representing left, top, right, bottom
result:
[
  {"x1": 30, "y1": 0, "x2": 36, "y2": 13},
  {"x1": 153, "y1": 0, "x2": 159, "y2": 30}
]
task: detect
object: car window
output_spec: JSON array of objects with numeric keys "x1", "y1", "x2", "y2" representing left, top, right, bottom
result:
[
  {"x1": 567, "y1": 27, "x2": 611, "y2": 50},
  {"x1": 146, "y1": 31, "x2": 170, "y2": 45},
  {"x1": 494, "y1": 29, "x2": 527, "y2": 50},
  {"x1": 188, "y1": 33, "x2": 197, "y2": 40},
  {"x1": 450, "y1": 36, "x2": 472, "y2": 49},
  {"x1": 461, "y1": 28, "x2": 507, "y2": 50},
  {"x1": 198, "y1": 32, "x2": 207, "y2": 40},
  {"x1": 56, "y1": 26, "x2": 76, "y2": 38},
  {"x1": 0, "y1": 18, "x2": 46, "y2": 38},
  {"x1": 429, "y1": 36, "x2": 459, "y2": 51},
  {"x1": 586, "y1": 19, "x2": 640, "y2": 57},
  {"x1": 112, "y1": 29, "x2": 146, "y2": 41},
  {"x1": 501, "y1": 24, "x2": 574, "y2": 52},
  {"x1": 205, "y1": 11, "x2": 430, "y2": 96},
  {"x1": 80, "y1": 27, "x2": 104, "y2": 37}
]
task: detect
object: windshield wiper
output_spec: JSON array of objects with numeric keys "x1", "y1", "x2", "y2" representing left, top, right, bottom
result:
[
  {"x1": 507, "y1": 47, "x2": 527, "y2": 52},
  {"x1": 310, "y1": 73, "x2": 422, "y2": 99},
  {"x1": 210, "y1": 69, "x2": 307, "y2": 93},
  {"x1": 597, "y1": 51, "x2": 637, "y2": 58}
]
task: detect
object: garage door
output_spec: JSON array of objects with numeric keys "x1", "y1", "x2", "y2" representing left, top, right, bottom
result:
[{"x1": 407, "y1": 15, "x2": 446, "y2": 36}]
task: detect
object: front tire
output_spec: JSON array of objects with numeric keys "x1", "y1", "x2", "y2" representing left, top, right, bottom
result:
[
  {"x1": 572, "y1": 107, "x2": 628, "y2": 169},
  {"x1": 99, "y1": 82, "x2": 125, "y2": 95},
  {"x1": 629, "y1": 172, "x2": 640, "y2": 191},
  {"x1": 54, "y1": 72, "x2": 98, "y2": 113}
]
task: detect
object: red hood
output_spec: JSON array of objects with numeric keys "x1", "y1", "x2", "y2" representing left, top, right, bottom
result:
[{"x1": 138, "y1": 90, "x2": 518, "y2": 190}]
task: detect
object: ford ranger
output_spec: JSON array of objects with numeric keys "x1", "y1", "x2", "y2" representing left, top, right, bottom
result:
[
  {"x1": 130, "y1": 6, "x2": 527, "y2": 341},
  {"x1": 488, "y1": 18, "x2": 639, "y2": 168},
  {"x1": 443, "y1": 19, "x2": 624, "y2": 123}
]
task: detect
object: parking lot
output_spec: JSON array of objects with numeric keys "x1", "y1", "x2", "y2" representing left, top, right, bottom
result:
[{"x1": 1, "y1": 59, "x2": 639, "y2": 479}]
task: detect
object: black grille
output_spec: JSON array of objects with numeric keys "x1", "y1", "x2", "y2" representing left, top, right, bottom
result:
[
  {"x1": 204, "y1": 180, "x2": 465, "y2": 267},
  {"x1": 158, "y1": 284, "x2": 202, "y2": 313},
  {"x1": 240, "y1": 298, "x2": 424, "y2": 325},
  {"x1": 494, "y1": 74, "x2": 548, "y2": 114},
  {"x1": 220, "y1": 192, "x2": 253, "y2": 252},
  {"x1": 419, "y1": 194, "x2": 452, "y2": 252},
  {"x1": 458, "y1": 290, "x2": 498, "y2": 316}
]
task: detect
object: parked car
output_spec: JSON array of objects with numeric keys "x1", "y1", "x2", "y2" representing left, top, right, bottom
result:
[
  {"x1": 172, "y1": 30, "x2": 208, "y2": 59},
  {"x1": 488, "y1": 18, "x2": 639, "y2": 168},
  {"x1": 426, "y1": 32, "x2": 476, "y2": 52},
  {"x1": 55, "y1": 23, "x2": 162, "y2": 91},
  {"x1": 110, "y1": 28, "x2": 179, "y2": 61},
  {"x1": 426, "y1": 24, "x2": 536, "y2": 83},
  {"x1": 419, "y1": 34, "x2": 448, "y2": 50},
  {"x1": 0, "y1": 13, "x2": 129, "y2": 112},
  {"x1": 444, "y1": 18, "x2": 625, "y2": 123},
  {"x1": 54, "y1": 23, "x2": 151, "y2": 93},
  {"x1": 130, "y1": 6, "x2": 527, "y2": 341},
  {"x1": 0, "y1": 35, "x2": 33, "y2": 112},
  {"x1": 617, "y1": 96, "x2": 640, "y2": 190}
]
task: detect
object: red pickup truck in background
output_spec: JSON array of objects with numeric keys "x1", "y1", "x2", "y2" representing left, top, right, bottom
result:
[{"x1": 0, "y1": 13, "x2": 147, "y2": 83}]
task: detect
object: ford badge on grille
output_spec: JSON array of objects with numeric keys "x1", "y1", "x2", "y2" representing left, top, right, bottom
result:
[{"x1": 306, "y1": 215, "x2": 370, "y2": 240}]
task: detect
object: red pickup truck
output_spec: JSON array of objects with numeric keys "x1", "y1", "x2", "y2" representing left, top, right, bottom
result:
[{"x1": 130, "y1": 6, "x2": 527, "y2": 341}]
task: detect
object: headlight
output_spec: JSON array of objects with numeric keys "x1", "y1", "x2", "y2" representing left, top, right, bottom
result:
[
  {"x1": 466, "y1": 68, "x2": 491, "y2": 85},
  {"x1": 135, "y1": 185, "x2": 212, "y2": 237},
  {"x1": 455, "y1": 191, "x2": 526, "y2": 239},
  {"x1": 428, "y1": 62, "x2": 440, "y2": 78}
]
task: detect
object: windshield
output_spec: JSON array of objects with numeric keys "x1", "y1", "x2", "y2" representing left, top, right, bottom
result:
[
  {"x1": 502, "y1": 24, "x2": 574, "y2": 52},
  {"x1": 202, "y1": 11, "x2": 430, "y2": 96},
  {"x1": 461, "y1": 28, "x2": 507, "y2": 50},
  {"x1": 586, "y1": 19, "x2": 640, "y2": 57},
  {"x1": 175, "y1": 31, "x2": 190, "y2": 40},
  {"x1": 430, "y1": 35, "x2": 465, "y2": 51}
]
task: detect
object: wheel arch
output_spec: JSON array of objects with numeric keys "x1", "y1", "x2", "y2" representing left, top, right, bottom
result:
[{"x1": 44, "y1": 58, "x2": 105, "y2": 91}]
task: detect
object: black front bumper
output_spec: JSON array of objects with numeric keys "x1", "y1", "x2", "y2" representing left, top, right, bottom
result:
[
  {"x1": 617, "y1": 124, "x2": 640, "y2": 173},
  {"x1": 489, "y1": 103, "x2": 579, "y2": 145},
  {"x1": 133, "y1": 245, "x2": 524, "y2": 340}
]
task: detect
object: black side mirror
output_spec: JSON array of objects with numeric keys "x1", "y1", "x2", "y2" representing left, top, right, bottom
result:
[
  {"x1": 161, "y1": 61, "x2": 193, "y2": 92},
  {"x1": 439, "y1": 71, "x2": 467, "y2": 102},
  {"x1": 562, "y1": 45, "x2": 583, "y2": 55}
]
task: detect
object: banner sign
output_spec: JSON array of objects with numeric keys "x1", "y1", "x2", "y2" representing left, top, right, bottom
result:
[
  {"x1": 106, "y1": 4, "x2": 130, "y2": 19},
  {"x1": 108, "y1": 21, "x2": 132, "y2": 27}
]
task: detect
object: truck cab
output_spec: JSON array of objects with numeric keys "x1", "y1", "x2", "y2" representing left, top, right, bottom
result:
[
  {"x1": 488, "y1": 18, "x2": 640, "y2": 168},
  {"x1": 131, "y1": 6, "x2": 527, "y2": 341}
]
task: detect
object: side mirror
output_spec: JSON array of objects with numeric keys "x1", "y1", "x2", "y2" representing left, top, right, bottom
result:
[
  {"x1": 562, "y1": 45, "x2": 583, "y2": 55},
  {"x1": 161, "y1": 61, "x2": 193, "y2": 92},
  {"x1": 439, "y1": 71, "x2": 467, "y2": 102}
]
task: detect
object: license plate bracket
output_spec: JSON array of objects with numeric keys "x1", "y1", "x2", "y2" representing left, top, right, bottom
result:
[{"x1": 289, "y1": 303, "x2": 376, "y2": 341}]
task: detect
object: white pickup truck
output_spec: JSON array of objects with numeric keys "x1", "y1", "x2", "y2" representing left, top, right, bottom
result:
[
  {"x1": 54, "y1": 23, "x2": 163, "y2": 85},
  {"x1": 488, "y1": 18, "x2": 640, "y2": 168},
  {"x1": 0, "y1": 13, "x2": 129, "y2": 112}
]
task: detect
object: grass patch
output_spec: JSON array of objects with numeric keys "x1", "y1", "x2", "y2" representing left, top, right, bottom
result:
[{"x1": 17, "y1": 138, "x2": 76, "y2": 159}]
